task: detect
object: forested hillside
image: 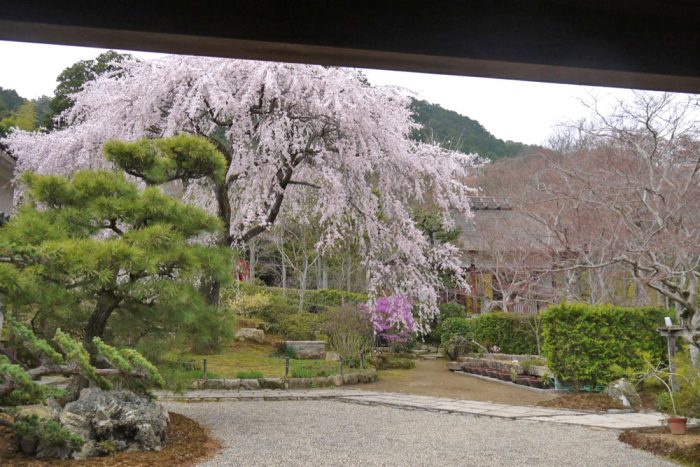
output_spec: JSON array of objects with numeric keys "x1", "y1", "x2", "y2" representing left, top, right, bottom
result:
[{"x1": 411, "y1": 99, "x2": 535, "y2": 160}]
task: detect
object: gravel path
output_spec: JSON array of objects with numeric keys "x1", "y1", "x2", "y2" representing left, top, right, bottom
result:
[{"x1": 165, "y1": 401, "x2": 673, "y2": 466}]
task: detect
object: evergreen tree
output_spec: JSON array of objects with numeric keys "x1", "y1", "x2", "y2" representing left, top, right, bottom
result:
[{"x1": 0, "y1": 138, "x2": 233, "y2": 350}]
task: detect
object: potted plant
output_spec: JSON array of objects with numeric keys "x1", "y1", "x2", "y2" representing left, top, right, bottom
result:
[
  {"x1": 635, "y1": 359, "x2": 686, "y2": 435},
  {"x1": 509, "y1": 367, "x2": 519, "y2": 383}
]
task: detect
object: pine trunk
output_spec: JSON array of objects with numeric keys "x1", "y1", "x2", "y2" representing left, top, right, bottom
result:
[{"x1": 85, "y1": 294, "x2": 121, "y2": 346}]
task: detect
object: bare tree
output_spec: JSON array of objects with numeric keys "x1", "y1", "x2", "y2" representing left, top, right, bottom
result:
[{"x1": 531, "y1": 92, "x2": 700, "y2": 358}]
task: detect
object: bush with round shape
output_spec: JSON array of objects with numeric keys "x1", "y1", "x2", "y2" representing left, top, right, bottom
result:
[
  {"x1": 443, "y1": 335, "x2": 472, "y2": 361},
  {"x1": 438, "y1": 317, "x2": 472, "y2": 345}
]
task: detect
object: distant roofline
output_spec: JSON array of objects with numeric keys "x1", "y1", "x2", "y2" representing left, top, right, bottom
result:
[{"x1": 468, "y1": 196, "x2": 513, "y2": 211}]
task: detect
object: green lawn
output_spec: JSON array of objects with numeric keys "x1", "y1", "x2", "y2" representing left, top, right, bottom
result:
[{"x1": 165, "y1": 342, "x2": 341, "y2": 379}]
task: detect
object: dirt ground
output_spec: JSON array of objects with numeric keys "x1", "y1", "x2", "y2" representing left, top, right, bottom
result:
[
  {"x1": 538, "y1": 393, "x2": 625, "y2": 412},
  {"x1": 356, "y1": 359, "x2": 558, "y2": 406},
  {"x1": 620, "y1": 426, "x2": 700, "y2": 465},
  {"x1": 0, "y1": 412, "x2": 219, "y2": 466}
]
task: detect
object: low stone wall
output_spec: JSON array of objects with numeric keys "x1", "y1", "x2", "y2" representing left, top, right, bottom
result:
[
  {"x1": 454, "y1": 355, "x2": 548, "y2": 377},
  {"x1": 285, "y1": 340, "x2": 326, "y2": 359},
  {"x1": 193, "y1": 369, "x2": 377, "y2": 390}
]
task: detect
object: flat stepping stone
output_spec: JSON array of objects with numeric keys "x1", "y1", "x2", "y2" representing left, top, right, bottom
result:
[{"x1": 156, "y1": 388, "x2": 664, "y2": 430}]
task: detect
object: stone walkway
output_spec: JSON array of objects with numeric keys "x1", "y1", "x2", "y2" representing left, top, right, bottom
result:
[{"x1": 156, "y1": 388, "x2": 666, "y2": 430}]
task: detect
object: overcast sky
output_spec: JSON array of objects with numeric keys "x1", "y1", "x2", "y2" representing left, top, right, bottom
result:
[{"x1": 0, "y1": 40, "x2": 668, "y2": 145}]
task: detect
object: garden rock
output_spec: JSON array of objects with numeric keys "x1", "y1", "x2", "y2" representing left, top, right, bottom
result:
[
  {"x1": 16, "y1": 403, "x2": 58, "y2": 421},
  {"x1": 202, "y1": 379, "x2": 226, "y2": 390},
  {"x1": 332, "y1": 375, "x2": 344, "y2": 386},
  {"x1": 59, "y1": 388, "x2": 169, "y2": 459},
  {"x1": 288, "y1": 378, "x2": 312, "y2": 389},
  {"x1": 286, "y1": 341, "x2": 326, "y2": 359},
  {"x1": 259, "y1": 378, "x2": 285, "y2": 389},
  {"x1": 235, "y1": 327, "x2": 265, "y2": 344},
  {"x1": 240, "y1": 378, "x2": 261, "y2": 390},
  {"x1": 604, "y1": 378, "x2": 641, "y2": 409},
  {"x1": 342, "y1": 373, "x2": 359, "y2": 385}
]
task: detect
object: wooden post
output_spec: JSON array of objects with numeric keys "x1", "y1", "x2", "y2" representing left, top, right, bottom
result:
[
  {"x1": 668, "y1": 335, "x2": 678, "y2": 392},
  {"x1": 285, "y1": 357, "x2": 290, "y2": 378},
  {"x1": 203, "y1": 358, "x2": 208, "y2": 381},
  {"x1": 339, "y1": 357, "x2": 344, "y2": 377},
  {"x1": 657, "y1": 326, "x2": 684, "y2": 392}
]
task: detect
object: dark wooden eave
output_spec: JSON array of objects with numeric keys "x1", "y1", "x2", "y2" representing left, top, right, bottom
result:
[{"x1": 1, "y1": 1, "x2": 700, "y2": 92}]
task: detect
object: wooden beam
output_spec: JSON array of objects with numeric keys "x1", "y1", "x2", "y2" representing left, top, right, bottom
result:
[{"x1": 1, "y1": 1, "x2": 700, "y2": 91}]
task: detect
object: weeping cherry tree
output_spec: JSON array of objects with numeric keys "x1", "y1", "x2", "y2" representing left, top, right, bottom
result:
[{"x1": 4, "y1": 56, "x2": 478, "y2": 331}]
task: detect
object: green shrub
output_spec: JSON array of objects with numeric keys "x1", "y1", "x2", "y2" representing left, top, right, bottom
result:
[
  {"x1": 278, "y1": 313, "x2": 327, "y2": 340},
  {"x1": 672, "y1": 352, "x2": 700, "y2": 419},
  {"x1": 12, "y1": 415, "x2": 83, "y2": 454},
  {"x1": 324, "y1": 306, "x2": 373, "y2": 363},
  {"x1": 186, "y1": 306, "x2": 235, "y2": 354},
  {"x1": 443, "y1": 335, "x2": 471, "y2": 361},
  {"x1": 159, "y1": 364, "x2": 219, "y2": 392},
  {"x1": 438, "y1": 317, "x2": 472, "y2": 345},
  {"x1": 304, "y1": 288, "x2": 368, "y2": 310},
  {"x1": 227, "y1": 292, "x2": 272, "y2": 316},
  {"x1": 236, "y1": 370, "x2": 264, "y2": 379},
  {"x1": 657, "y1": 391, "x2": 673, "y2": 414},
  {"x1": 95, "y1": 440, "x2": 119, "y2": 456},
  {"x1": 291, "y1": 368, "x2": 316, "y2": 378},
  {"x1": 439, "y1": 302, "x2": 466, "y2": 321},
  {"x1": 369, "y1": 355, "x2": 416, "y2": 370},
  {"x1": 541, "y1": 304, "x2": 666, "y2": 387},
  {"x1": 252, "y1": 295, "x2": 299, "y2": 326},
  {"x1": 469, "y1": 312, "x2": 539, "y2": 355},
  {"x1": 274, "y1": 342, "x2": 299, "y2": 359}
]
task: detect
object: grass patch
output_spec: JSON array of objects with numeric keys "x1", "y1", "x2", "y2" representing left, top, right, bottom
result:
[
  {"x1": 291, "y1": 368, "x2": 316, "y2": 378},
  {"x1": 160, "y1": 365, "x2": 220, "y2": 392},
  {"x1": 166, "y1": 341, "x2": 340, "y2": 378}
]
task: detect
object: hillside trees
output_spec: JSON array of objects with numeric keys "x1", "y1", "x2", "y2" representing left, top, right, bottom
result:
[
  {"x1": 411, "y1": 99, "x2": 534, "y2": 160},
  {"x1": 4, "y1": 56, "x2": 478, "y2": 329}
]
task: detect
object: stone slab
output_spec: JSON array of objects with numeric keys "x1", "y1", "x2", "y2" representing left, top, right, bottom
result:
[
  {"x1": 156, "y1": 389, "x2": 664, "y2": 430},
  {"x1": 521, "y1": 413, "x2": 666, "y2": 429}
]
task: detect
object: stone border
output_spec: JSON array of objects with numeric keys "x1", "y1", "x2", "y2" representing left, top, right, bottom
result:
[
  {"x1": 191, "y1": 369, "x2": 377, "y2": 390},
  {"x1": 453, "y1": 371, "x2": 554, "y2": 394}
]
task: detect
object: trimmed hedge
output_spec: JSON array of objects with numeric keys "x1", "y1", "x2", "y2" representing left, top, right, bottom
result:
[
  {"x1": 541, "y1": 304, "x2": 667, "y2": 387},
  {"x1": 469, "y1": 313, "x2": 539, "y2": 355},
  {"x1": 438, "y1": 313, "x2": 539, "y2": 355}
]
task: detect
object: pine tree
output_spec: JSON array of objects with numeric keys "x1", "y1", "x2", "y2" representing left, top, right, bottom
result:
[{"x1": 0, "y1": 147, "x2": 233, "y2": 348}]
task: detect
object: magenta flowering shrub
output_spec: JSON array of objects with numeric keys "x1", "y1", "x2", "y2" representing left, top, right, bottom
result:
[{"x1": 370, "y1": 295, "x2": 417, "y2": 344}]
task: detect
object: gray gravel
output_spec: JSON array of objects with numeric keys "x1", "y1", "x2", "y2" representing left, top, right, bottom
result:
[{"x1": 165, "y1": 401, "x2": 673, "y2": 467}]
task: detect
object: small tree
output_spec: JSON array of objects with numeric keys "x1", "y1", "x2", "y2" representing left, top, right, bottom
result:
[
  {"x1": 324, "y1": 306, "x2": 374, "y2": 370},
  {"x1": 369, "y1": 295, "x2": 416, "y2": 347}
]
